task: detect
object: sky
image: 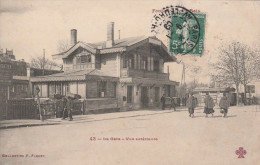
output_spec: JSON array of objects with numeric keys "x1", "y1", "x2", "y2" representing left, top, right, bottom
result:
[{"x1": 0, "y1": 0, "x2": 260, "y2": 83}]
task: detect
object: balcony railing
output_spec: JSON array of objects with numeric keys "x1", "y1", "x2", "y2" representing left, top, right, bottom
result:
[{"x1": 121, "y1": 68, "x2": 169, "y2": 80}]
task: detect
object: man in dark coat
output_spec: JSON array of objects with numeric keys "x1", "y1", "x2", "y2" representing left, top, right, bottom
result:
[
  {"x1": 62, "y1": 97, "x2": 68, "y2": 120},
  {"x1": 66, "y1": 96, "x2": 73, "y2": 121},
  {"x1": 161, "y1": 94, "x2": 166, "y2": 110},
  {"x1": 219, "y1": 93, "x2": 230, "y2": 118},
  {"x1": 203, "y1": 92, "x2": 215, "y2": 117},
  {"x1": 169, "y1": 97, "x2": 176, "y2": 111},
  {"x1": 186, "y1": 93, "x2": 196, "y2": 117}
]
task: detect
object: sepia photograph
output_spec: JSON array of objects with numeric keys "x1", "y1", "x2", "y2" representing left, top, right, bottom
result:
[{"x1": 0, "y1": 0, "x2": 259, "y2": 165}]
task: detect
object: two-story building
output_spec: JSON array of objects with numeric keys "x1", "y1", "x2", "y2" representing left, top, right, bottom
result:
[{"x1": 31, "y1": 22, "x2": 179, "y2": 112}]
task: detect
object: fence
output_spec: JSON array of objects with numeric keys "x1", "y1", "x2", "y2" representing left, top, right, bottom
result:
[
  {"x1": 0, "y1": 99, "x2": 85, "y2": 120},
  {"x1": 0, "y1": 99, "x2": 38, "y2": 120}
]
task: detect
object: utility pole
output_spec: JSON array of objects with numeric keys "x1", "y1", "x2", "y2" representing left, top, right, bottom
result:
[
  {"x1": 35, "y1": 86, "x2": 44, "y2": 122},
  {"x1": 181, "y1": 63, "x2": 185, "y2": 86},
  {"x1": 43, "y1": 49, "x2": 45, "y2": 76},
  {"x1": 118, "y1": 30, "x2": 120, "y2": 40}
]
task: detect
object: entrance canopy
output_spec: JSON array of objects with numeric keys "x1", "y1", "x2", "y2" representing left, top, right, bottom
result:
[{"x1": 31, "y1": 69, "x2": 118, "y2": 82}]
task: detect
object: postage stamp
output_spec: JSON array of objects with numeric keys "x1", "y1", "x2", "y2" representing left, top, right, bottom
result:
[
  {"x1": 151, "y1": 6, "x2": 206, "y2": 56},
  {"x1": 169, "y1": 11, "x2": 206, "y2": 56}
]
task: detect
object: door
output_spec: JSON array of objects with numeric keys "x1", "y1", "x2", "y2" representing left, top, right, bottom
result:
[{"x1": 141, "y1": 86, "x2": 148, "y2": 108}]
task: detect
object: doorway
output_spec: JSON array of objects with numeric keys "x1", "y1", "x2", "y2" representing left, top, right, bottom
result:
[{"x1": 141, "y1": 86, "x2": 149, "y2": 108}]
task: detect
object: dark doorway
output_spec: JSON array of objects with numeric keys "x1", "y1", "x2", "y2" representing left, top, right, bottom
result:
[
  {"x1": 141, "y1": 86, "x2": 149, "y2": 108},
  {"x1": 127, "y1": 86, "x2": 133, "y2": 103}
]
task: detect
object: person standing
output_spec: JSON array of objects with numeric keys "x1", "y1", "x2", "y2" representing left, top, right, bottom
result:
[
  {"x1": 219, "y1": 93, "x2": 229, "y2": 118},
  {"x1": 186, "y1": 93, "x2": 196, "y2": 117},
  {"x1": 67, "y1": 96, "x2": 73, "y2": 121},
  {"x1": 169, "y1": 97, "x2": 176, "y2": 111},
  {"x1": 161, "y1": 94, "x2": 166, "y2": 110},
  {"x1": 204, "y1": 92, "x2": 215, "y2": 118},
  {"x1": 61, "y1": 97, "x2": 68, "y2": 120}
]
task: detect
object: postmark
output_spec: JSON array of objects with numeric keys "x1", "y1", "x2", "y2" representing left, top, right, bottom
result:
[{"x1": 151, "y1": 6, "x2": 206, "y2": 56}]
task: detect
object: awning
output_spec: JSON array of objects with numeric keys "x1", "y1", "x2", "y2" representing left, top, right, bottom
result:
[{"x1": 31, "y1": 69, "x2": 119, "y2": 82}]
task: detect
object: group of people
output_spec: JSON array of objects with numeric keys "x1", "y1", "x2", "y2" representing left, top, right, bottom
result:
[
  {"x1": 160, "y1": 94, "x2": 177, "y2": 111},
  {"x1": 161, "y1": 92, "x2": 230, "y2": 118},
  {"x1": 186, "y1": 92, "x2": 230, "y2": 118}
]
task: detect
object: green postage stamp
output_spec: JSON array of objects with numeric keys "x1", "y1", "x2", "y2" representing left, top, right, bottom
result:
[{"x1": 169, "y1": 11, "x2": 206, "y2": 56}]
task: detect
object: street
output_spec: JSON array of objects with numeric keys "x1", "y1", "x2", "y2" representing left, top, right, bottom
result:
[{"x1": 1, "y1": 105, "x2": 260, "y2": 165}]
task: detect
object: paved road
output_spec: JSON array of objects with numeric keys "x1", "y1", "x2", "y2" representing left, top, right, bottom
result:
[{"x1": 0, "y1": 105, "x2": 260, "y2": 165}]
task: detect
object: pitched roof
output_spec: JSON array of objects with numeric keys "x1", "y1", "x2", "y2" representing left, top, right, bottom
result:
[
  {"x1": 53, "y1": 36, "x2": 176, "y2": 62},
  {"x1": 30, "y1": 69, "x2": 118, "y2": 82},
  {"x1": 86, "y1": 36, "x2": 147, "y2": 49}
]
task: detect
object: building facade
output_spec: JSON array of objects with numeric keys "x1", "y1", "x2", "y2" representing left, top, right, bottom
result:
[
  {"x1": 0, "y1": 51, "x2": 62, "y2": 100},
  {"x1": 31, "y1": 22, "x2": 179, "y2": 111}
]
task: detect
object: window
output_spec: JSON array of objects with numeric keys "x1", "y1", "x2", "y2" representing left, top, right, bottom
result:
[
  {"x1": 165, "y1": 85, "x2": 171, "y2": 97},
  {"x1": 86, "y1": 81, "x2": 98, "y2": 98},
  {"x1": 154, "y1": 87, "x2": 160, "y2": 102},
  {"x1": 98, "y1": 81, "x2": 107, "y2": 97},
  {"x1": 62, "y1": 83, "x2": 70, "y2": 95},
  {"x1": 66, "y1": 84, "x2": 70, "y2": 94},
  {"x1": 74, "y1": 54, "x2": 91, "y2": 64},
  {"x1": 49, "y1": 83, "x2": 55, "y2": 96},
  {"x1": 56, "y1": 83, "x2": 62, "y2": 94},
  {"x1": 81, "y1": 55, "x2": 91, "y2": 63},
  {"x1": 17, "y1": 85, "x2": 23, "y2": 93},
  {"x1": 127, "y1": 86, "x2": 133, "y2": 103},
  {"x1": 128, "y1": 55, "x2": 134, "y2": 69},
  {"x1": 123, "y1": 54, "x2": 127, "y2": 68},
  {"x1": 142, "y1": 57, "x2": 148, "y2": 70},
  {"x1": 154, "y1": 60, "x2": 159, "y2": 72},
  {"x1": 106, "y1": 82, "x2": 116, "y2": 98}
]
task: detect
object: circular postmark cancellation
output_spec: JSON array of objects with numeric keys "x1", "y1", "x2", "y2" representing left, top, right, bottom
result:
[{"x1": 151, "y1": 6, "x2": 201, "y2": 55}]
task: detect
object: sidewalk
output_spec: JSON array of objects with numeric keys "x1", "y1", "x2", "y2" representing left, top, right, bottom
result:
[{"x1": 0, "y1": 107, "x2": 189, "y2": 129}]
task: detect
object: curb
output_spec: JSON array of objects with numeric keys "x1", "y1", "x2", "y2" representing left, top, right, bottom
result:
[
  {"x1": 0, "y1": 123, "x2": 59, "y2": 130},
  {"x1": 0, "y1": 109, "x2": 184, "y2": 130}
]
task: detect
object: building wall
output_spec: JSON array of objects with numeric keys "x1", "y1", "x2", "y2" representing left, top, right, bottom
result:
[
  {"x1": 117, "y1": 83, "x2": 165, "y2": 111},
  {"x1": 100, "y1": 53, "x2": 118, "y2": 77}
]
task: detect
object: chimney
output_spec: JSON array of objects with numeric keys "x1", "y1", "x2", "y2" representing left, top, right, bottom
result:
[
  {"x1": 71, "y1": 29, "x2": 77, "y2": 46},
  {"x1": 106, "y1": 22, "x2": 114, "y2": 48}
]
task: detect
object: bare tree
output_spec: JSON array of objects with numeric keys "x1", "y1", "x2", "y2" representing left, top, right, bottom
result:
[
  {"x1": 57, "y1": 39, "x2": 70, "y2": 53},
  {"x1": 212, "y1": 42, "x2": 243, "y2": 105},
  {"x1": 30, "y1": 56, "x2": 62, "y2": 71},
  {"x1": 212, "y1": 41, "x2": 260, "y2": 105},
  {"x1": 240, "y1": 45, "x2": 260, "y2": 104}
]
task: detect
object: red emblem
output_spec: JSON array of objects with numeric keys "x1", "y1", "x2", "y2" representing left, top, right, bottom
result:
[{"x1": 235, "y1": 147, "x2": 247, "y2": 158}]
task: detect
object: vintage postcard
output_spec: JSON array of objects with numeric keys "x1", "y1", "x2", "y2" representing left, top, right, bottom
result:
[{"x1": 0, "y1": 0, "x2": 259, "y2": 165}]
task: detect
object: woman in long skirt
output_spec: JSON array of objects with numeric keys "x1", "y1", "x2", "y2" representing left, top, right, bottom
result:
[{"x1": 203, "y1": 92, "x2": 215, "y2": 118}]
